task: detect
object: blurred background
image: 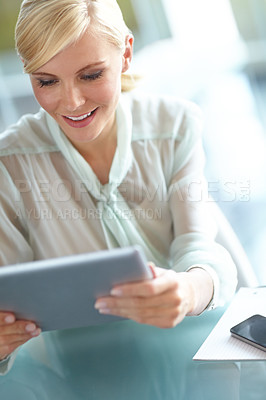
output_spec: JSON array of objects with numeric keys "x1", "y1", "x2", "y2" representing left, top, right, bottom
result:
[{"x1": 0, "y1": 0, "x2": 265, "y2": 284}]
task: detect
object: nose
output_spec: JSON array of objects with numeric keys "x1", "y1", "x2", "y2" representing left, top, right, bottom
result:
[{"x1": 61, "y1": 83, "x2": 86, "y2": 112}]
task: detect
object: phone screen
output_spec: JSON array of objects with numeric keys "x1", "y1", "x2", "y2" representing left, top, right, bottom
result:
[{"x1": 230, "y1": 314, "x2": 266, "y2": 352}]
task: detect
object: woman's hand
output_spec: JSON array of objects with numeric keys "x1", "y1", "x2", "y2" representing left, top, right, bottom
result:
[
  {"x1": 95, "y1": 265, "x2": 214, "y2": 329},
  {"x1": 0, "y1": 312, "x2": 41, "y2": 361}
]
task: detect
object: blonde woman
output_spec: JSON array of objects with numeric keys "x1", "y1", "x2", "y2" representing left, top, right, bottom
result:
[{"x1": 0, "y1": 0, "x2": 237, "y2": 379}]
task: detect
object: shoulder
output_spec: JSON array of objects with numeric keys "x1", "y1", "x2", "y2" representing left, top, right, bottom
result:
[
  {"x1": 0, "y1": 109, "x2": 57, "y2": 157},
  {"x1": 122, "y1": 91, "x2": 203, "y2": 141}
]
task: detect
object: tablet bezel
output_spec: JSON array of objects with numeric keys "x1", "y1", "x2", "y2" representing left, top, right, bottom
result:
[{"x1": 0, "y1": 246, "x2": 152, "y2": 331}]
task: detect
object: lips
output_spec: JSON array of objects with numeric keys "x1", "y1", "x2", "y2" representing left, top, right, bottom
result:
[
  {"x1": 65, "y1": 111, "x2": 93, "y2": 121},
  {"x1": 62, "y1": 108, "x2": 98, "y2": 128}
]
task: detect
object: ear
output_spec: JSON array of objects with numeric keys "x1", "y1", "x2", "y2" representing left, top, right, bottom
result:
[
  {"x1": 122, "y1": 34, "x2": 134, "y2": 73},
  {"x1": 20, "y1": 56, "x2": 27, "y2": 70}
]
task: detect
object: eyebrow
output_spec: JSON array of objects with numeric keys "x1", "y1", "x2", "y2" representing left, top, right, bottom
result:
[{"x1": 32, "y1": 61, "x2": 106, "y2": 77}]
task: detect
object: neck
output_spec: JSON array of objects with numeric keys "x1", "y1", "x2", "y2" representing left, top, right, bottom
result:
[{"x1": 76, "y1": 118, "x2": 118, "y2": 185}]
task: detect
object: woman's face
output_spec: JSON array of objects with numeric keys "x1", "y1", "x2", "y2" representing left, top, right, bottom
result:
[{"x1": 30, "y1": 30, "x2": 133, "y2": 150}]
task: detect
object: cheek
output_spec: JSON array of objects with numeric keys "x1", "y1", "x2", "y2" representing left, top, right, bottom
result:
[
  {"x1": 32, "y1": 86, "x2": 58, "y2": 113},
  {"x1": 93, "y1": 76, "x2": 121, "y2": 106}
]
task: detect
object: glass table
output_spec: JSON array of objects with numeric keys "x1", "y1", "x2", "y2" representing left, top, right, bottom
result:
[{"x1": 0, "y1": 307, "x2": 265, "y2": 399}]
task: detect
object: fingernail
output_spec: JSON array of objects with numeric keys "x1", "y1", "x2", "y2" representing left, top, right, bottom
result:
[
  {"x1": 110, "y1": 288, "x2": 122, "y2": 297},
  {"x1": 98, "y1": 309, "x2": 110, "y2": 315},
  {"x1": 31, "y1": 328, "x2": 41, "y2": 337},
  {"x1": 25, "y1": 323, "x2": 36, "y2": 332},
  {"x1": 94, "y1": 301, "x2": 107, "y2": 310},
  {"x1": 5, "y1": 315, "x2": 15, "y2": 324}
]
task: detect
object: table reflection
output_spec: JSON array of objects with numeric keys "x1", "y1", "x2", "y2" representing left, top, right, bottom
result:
[{"x1": 0, "y1": 308, "x2": 265, "y2": 400}]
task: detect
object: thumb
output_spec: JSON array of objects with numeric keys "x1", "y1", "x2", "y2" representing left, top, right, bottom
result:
[{"x1": 148, "y1": 262, "x2": 158, "y2": 279}]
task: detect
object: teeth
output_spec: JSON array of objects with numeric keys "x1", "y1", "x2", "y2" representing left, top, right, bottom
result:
[{"x1": 65, "y1": 112, "x2": 92, "y2": 121}]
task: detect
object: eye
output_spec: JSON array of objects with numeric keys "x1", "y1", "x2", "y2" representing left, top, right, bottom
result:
[
  {"x1": 82, "y1": 70, "x2": 103, "y2": 81},
  {"x1": 37, "y1": 79, "x2": 58, "y2": 88}
]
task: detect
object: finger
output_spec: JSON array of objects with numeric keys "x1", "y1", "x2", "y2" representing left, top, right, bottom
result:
[
  {"x1": 0, "y1": 321, "x2": 41, "y2": 337},
  {"x1": 95, "y1": 288, "x2": 181, "y2": 311},
  {"x1": 0, "y1": 338, "x2": 33, "y2": 361},
  {"x1": 97, "y1": 290, "x2": 183, "y2": 319},
  {"x1": 0, "y1": 313, "x2": 16, "y2": 326},
  {"x1": 0, "y1": 328, "x2": 41, "y2": 361},
  {"x1": 0, "y1": 332, "x2": 36, "y2": 347},
  {"x1": 98, "y1": 303, "x2": 185, "y2": 328},
  {"x1": 110, "y1": 269, "x2": 178, "y2": 298},
  {"x1": 148, "y1": 264, "x2": 166, "y2": 278},
  {"x1": 134, "y1": 313, "x2": 186, "y2": 329},
  {"x1": 99, "y1": 305, "x2": 178, "y2": 319}
]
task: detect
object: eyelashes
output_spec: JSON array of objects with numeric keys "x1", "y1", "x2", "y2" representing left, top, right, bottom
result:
[
  {"x1": 36, "y1": 70, "x2": 104, "y2": 88},
  {"x1": 82, "y1": 70, "x2": 103, "y2": 82},
  {"x1": 37, "y1": 79, "x2": 58, "y2": 88}
]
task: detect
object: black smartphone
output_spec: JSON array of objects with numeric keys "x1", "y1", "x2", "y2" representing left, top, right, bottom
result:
[{"x1": 230, "y1": 314, "x2": 266, "y2": 352}]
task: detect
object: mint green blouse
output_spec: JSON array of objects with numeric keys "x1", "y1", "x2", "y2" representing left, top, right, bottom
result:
[{"x1": 0, "y1": 92, "x2": 237, "y2": 375}]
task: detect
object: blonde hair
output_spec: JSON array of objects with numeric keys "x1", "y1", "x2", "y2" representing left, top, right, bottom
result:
[{"x1": 15, "y1": 0, "x2": 137, "y2": 91}]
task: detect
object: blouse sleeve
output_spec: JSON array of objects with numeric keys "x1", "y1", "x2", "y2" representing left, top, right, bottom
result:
[
  {"x1": 0, "y1": 161, "x2": 33, "y2": 266},
  {"x1": 0, "y1": 350, "x2": 19, "y2": 376},
  {"x1": 168, "y1": 105, "x2": 237, "y2": 309},
  {"x1": 0, "y1": 162, "x2": 34, "y2": 374}
]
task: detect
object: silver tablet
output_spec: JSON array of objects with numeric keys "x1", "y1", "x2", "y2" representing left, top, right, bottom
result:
[{"x1": 0, "y1": 246, "x2": 152, "y2": 331}]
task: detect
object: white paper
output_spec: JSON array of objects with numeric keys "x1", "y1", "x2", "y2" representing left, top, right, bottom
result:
[{"x1": 193, "y1": 287, "x2": 266, "y2": 361}]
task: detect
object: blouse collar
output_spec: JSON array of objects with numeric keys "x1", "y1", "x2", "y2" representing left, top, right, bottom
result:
[{"x1": 45, "y1": 95, "x2": 133, "y2": 201}]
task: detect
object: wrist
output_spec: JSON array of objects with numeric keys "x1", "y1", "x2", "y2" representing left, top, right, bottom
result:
[{"x1": 185, "y1": 268, "x2": 214, "y2": 316}]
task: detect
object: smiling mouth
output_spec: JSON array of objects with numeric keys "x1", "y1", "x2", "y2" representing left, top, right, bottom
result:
[{"x1": 64, "y1": 108, "x2": 97, "y2": 121}]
